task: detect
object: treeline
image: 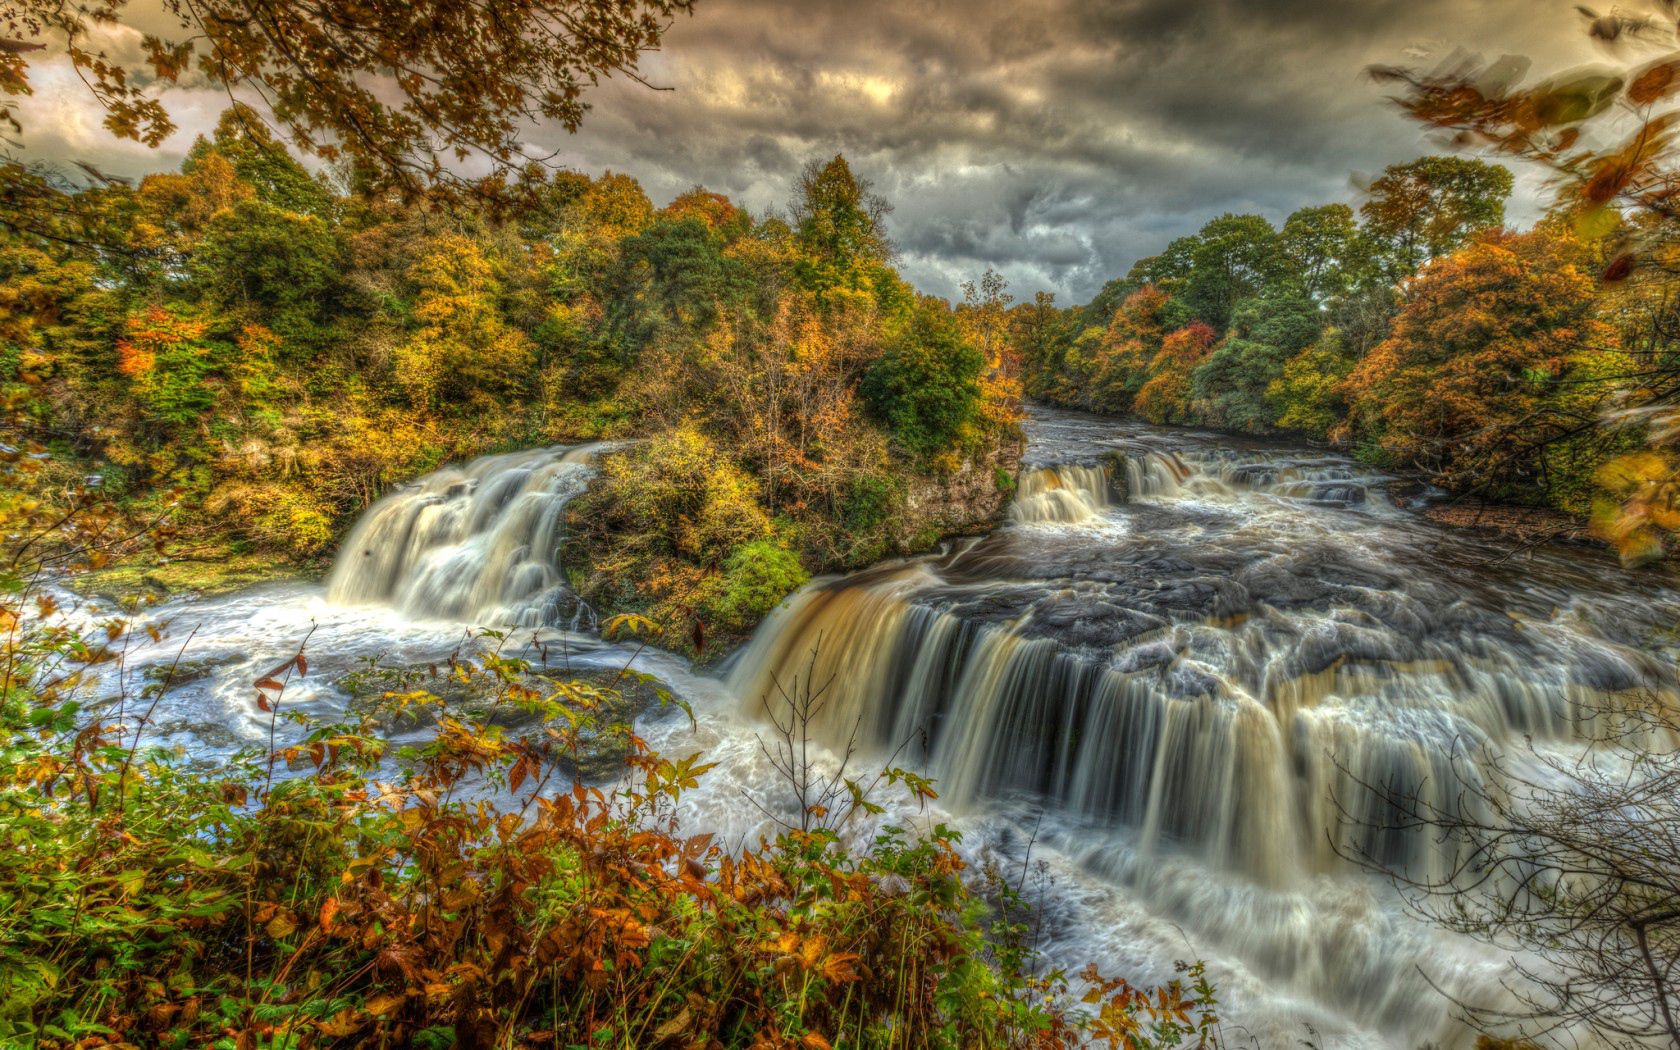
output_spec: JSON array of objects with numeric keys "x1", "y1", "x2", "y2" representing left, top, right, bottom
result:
[
  {"x1": 1, "y1": 107, "x2": 1021, "y2": 643},
  {"x1": 1015, "y1": 155, "x2": 1677, "y2": 538}
]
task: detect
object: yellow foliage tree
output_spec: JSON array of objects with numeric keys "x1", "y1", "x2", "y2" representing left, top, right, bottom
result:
[{"x1": 394, "y1": 234, "x2": 534, "y2": 412}]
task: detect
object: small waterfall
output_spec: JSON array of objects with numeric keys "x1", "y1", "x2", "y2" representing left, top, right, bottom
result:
[
  {"x1": 1009, "y1": 464, "x2": 1114, "y2": 525},
  {"x1": 1120, "y1": 449, "x2": 1378, "y2": 506},
  {"x1": 1124, "y1": 450, "x2": 1195, "y2": 499},
  {"x1": 326, "y1": 444, "x2": 601, "y2": 627}
]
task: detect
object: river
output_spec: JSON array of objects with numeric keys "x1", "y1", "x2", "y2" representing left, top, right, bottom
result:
[{"x1": 84, "y1": 406, "x2": 1680, "y2": 1049}]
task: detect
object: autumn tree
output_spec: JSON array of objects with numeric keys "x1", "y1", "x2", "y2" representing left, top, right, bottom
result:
[
  {"x1": 1347, "y1": 228, "x2": 1617, "y2": 500},
  {"x1": 1089, "y1": 285, "x2": 1171, "y2": 412},
  {"x1": 393, "y1": 233, "x2": 534, "y2": 412},
  {"x1": 1134, "y1": 322, "x2": 1219, "y2": 426},
  {"x1": 0, "y1": 0, "x2": 694, "y2": 208},
  {"x1": 958, "y1": 267, "x2": 1014, "y2": 375},
  {"x1": 791, "y1": 155, "x2": 904, "y2": 311},
  {"x1": 1359, "y1": 156, "x2": 1514, "y2": 276},
  {"x1": 1267, "y1": 329, "x2": 1357, "y2": 440}
]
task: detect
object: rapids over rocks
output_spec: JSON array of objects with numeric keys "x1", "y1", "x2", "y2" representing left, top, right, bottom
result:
[{"x1": 101, "y1": 407, "x2": 1680, "y2": 1049}]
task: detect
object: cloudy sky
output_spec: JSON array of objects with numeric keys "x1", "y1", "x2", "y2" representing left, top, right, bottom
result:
[{"x1": 15, "y1": 0, "x2": 1609, "y2": 302}]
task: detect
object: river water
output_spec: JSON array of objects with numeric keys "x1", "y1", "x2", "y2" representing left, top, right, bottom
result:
[{"x1": 80, "y1": 406, "x2": 1680, "y2": 1049}]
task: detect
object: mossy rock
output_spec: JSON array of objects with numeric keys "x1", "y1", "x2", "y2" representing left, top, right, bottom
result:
[
  {"x1": 340, "y1": 661, "x2": 666, "y2": 782},
  {"x1": 1099, "y1": 452, "x2": 1133, "y2": 502},
  {"x1": 70, "y1": 550, "x2": 320, "y2": 604},
  {"x1": 141, "y1": 659, "x2": 225, "y2": 686}
]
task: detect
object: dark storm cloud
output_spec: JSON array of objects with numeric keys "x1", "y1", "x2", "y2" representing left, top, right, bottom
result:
[
  {"x1": 15, "y1": 0, "x2": 1598, "y2": 302},
  {"x1": 541, "y1": 0, "x2": 1596, "y2": 301}
]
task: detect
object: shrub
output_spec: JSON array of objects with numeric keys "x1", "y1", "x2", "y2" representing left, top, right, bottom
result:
[
  {"x1": 567, "y1": 425, "x2": 777, "y2": 647},
  {"x1": 698, "y1": 539, "x2": 810, "y2": 635}
]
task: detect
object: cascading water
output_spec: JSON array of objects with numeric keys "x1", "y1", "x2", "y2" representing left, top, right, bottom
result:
[
  {"x1": 728, "y1": 407, "x2": 1680, "y2": 1045},
  {"x1": 326, "y1": 444, "x2": 602, "y2": 628},
  {"x1": 1009, "y1": 464, "x2": 1115, "y2": 524},
  {"x1": 110, "y1": 406, "x2": 1680, "y2": 1049}
]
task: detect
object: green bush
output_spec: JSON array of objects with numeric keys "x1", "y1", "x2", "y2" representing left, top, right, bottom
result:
[{"x1": 699, "y1": 539, "x2": 810, "y2": 634}]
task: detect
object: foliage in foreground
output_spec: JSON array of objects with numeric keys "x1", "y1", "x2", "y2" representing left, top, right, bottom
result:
[{"x1": 0, "y1": 603, "x2": 1218, "y2": 1050}]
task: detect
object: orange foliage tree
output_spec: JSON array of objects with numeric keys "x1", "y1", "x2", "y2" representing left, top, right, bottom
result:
[
  {"x1": 1347, "y1": 228, "x2": 1618, "y2": 499},
  {"x1": 1090, "y1": 286, "x2": 1172, "y2": 412},
  {"x1": 1135, "y1": 322, "x2": 1219, "y2": 426}
]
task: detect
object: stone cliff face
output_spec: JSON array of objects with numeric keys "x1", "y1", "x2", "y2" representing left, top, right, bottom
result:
[{"x1": 892, "y1": 430, "x2": 1025, "y2": 553}]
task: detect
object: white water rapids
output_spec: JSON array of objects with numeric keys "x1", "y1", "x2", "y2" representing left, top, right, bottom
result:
[{"x1": 73, "y1": 407, "x2": 1680, "y2": 1049}]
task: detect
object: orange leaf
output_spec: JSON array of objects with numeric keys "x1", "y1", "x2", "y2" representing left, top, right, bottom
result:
[
  {"x1": 1629, "y1": 60, "x2": 1680, "y2": 106},
  {"x1": 364, "y1": 992, "x2": 405, "y2": 1016}
]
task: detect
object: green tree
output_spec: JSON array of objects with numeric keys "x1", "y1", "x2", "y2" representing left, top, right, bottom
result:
[
  {"x1": 1191, "y1": 289, "x2": 1320, "y2": 432},
  {"x1": 1280, "y1": 203, "x2": 1361, "y2": 303},
  {"x1": 1011, "y1": 291, "x2": 1072, "y2": 399},
  {"x1": 1181, "y1": 214, "x2": 1285, "y2": 331},
  {"x1": 862, "y1": 297, "x2": 985, "y2": 459},
  {"x1": 604, "y1": 215, "x2": 744, "y2": 352},
  {"x1": 185, "y1": 106, "x2": 336, "y2": 218},
  {"x1": 191, "y1": 198, "x2": 347, "y2": 359},
  {"x1": 1359, "y1": 156, "x2": 1514, "y2": 275}
]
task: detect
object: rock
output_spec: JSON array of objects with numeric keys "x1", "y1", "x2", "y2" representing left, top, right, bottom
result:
[
  {"x1": 1100, "y1": 452, "x2": 1133, "y2": 502},
  {"x1": 893, "y1": 434, "x2": 1026, "y2": 553},
  {"x1": 340, "y1": 660, "x2": 668, "y2": 781}
]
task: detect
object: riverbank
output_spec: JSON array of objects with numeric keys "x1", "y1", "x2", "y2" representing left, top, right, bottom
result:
[{"x1": 1420, "y1": 500, "x2": 1593, "y2": 548}]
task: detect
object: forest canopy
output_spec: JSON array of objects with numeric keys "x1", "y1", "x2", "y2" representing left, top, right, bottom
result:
[{"x1": 1, "y1": 126, "x2": 1023, "y2": 652}]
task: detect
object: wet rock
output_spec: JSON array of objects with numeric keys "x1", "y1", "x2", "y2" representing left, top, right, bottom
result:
[
  {"x1": 141, "y1": 658, "x2": 226, "y2": 688},
  {"x1": 1163, "y1": 663, "x2": 1223, "y2": 699},
  {"x1": 1099, "y1": 451, "x2": 1133, "y2": 502},
  {"x1": 1567, "y1": 646, "x2": 1643, "y2": 693},
  {"x1": 895, "y1": 437, "x2": 1026, "y2": 553},
  {"x1": 1114, "y1": 640, "x2": 1178, "y2": 674},
  {"x1": 340, "y1": 661, "x2": 667, "y2": 781}
]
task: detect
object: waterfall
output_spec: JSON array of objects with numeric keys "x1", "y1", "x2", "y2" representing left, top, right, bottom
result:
[
  {"x1": 1122, "y1": 448, "x2": 1376, "y2": 506},
  {"x1": 1010, "y1": 464, "x2": 1115, "y2": 525},
  {"x1": 326, "y1": 444, "x2": 601, "y2": 628},
  {"x1": 728, "y1": 439, "x2": 1675, "y2": 891}
]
